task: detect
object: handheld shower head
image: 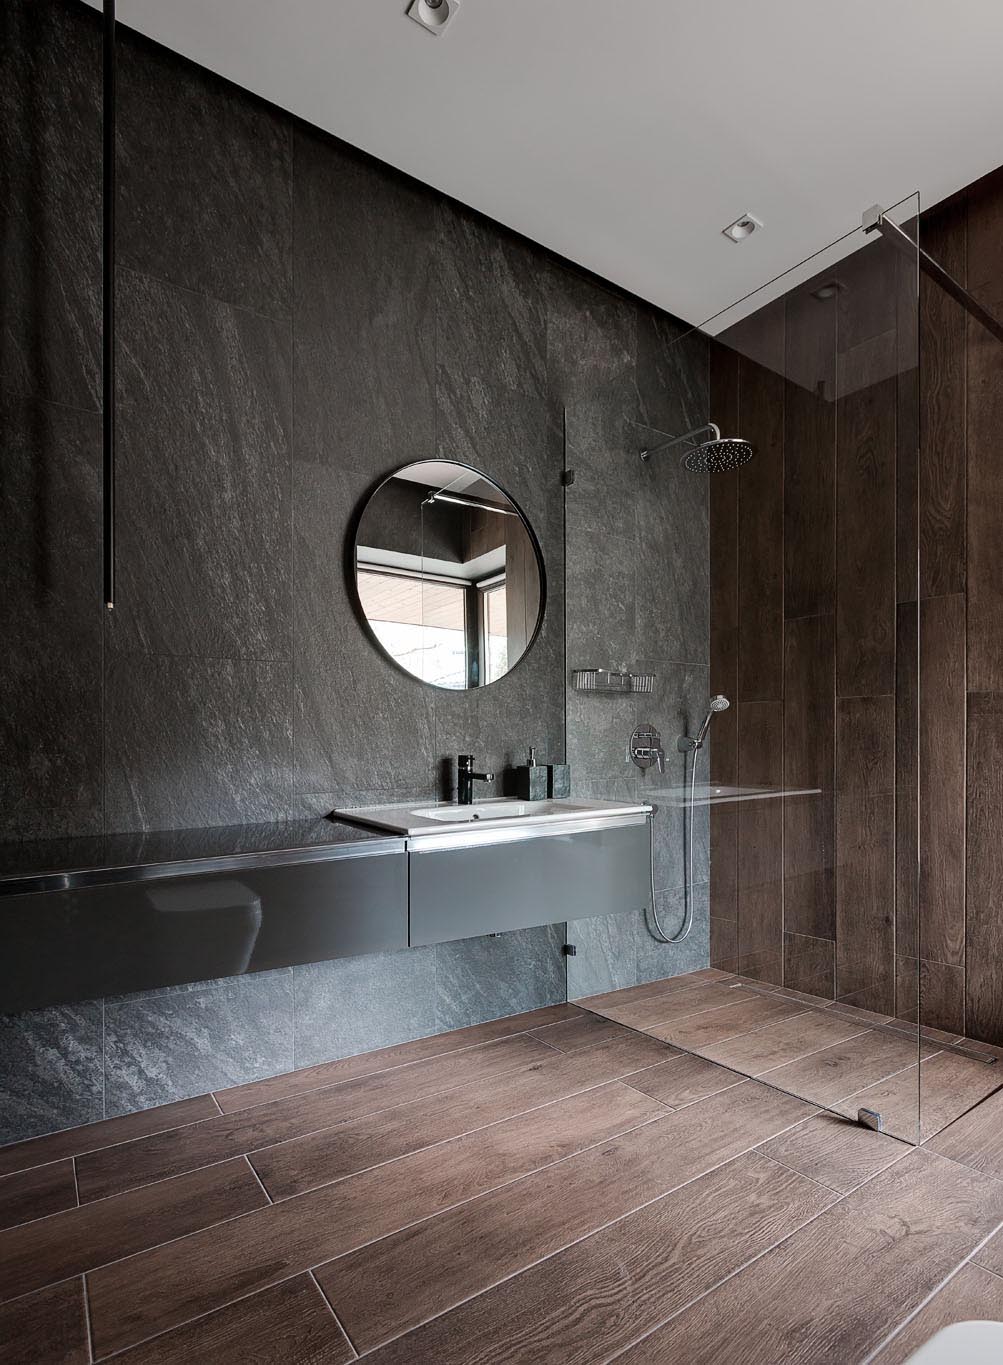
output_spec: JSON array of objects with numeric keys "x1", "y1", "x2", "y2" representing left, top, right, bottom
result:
[{"x1": 692, "y1": 694, "x2": 730, "y2": 749}]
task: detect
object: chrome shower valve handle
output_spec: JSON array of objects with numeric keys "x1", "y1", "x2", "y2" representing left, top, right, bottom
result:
[{"x1": 629, "y1": 725, "x2": 664, "y2": 774}]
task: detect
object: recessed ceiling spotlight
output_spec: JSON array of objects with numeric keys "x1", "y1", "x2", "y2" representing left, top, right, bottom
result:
[
  {"x1": 721, "y1": 213, "x2": 763, "y2": 244},
  {"x1": 407, "y1": 0, "x2": 460, "y2": 36}
]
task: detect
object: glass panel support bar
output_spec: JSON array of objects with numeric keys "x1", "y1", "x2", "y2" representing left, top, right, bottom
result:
[{"x1": 863, "y1": 203, "x2": 1003, "y2": 346}]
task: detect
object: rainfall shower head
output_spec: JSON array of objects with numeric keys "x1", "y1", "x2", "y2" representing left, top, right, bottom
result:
[
  {"x1": 681, "y1": 436, "x2": 753, "y2": 473},
  {"x1": 640, "y1": 423, "x2": 753, "y2": 472}
]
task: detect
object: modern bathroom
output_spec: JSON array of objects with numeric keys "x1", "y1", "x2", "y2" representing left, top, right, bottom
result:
[{"x1": 4, "y1": 2, "x2": 1003, "y2": 1361}]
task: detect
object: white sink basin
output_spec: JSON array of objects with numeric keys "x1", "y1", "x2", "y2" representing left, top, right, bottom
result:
[
  {"x1": 412, "y1": 800, "x2": 592, "y2": 823},
  {"x1": 334, "y1": 796, "x2": 651, "y2": 837}
]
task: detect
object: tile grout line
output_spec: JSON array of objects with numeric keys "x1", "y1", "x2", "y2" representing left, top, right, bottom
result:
[
  {"x1": 861, "y1": 1214, "x2": 1003, "y2": 1365},
  {"x1": 5, "y1": 1027, "x2": 572, "y2": 1191},
  {"x1": 0, "y1": 1009, "x2": 585, "y2": 1176},
  {"x1": 333, "y1": 1115, "x2": 831, "y2": 1359},
  {"x1": 82, "y1": 1271, "x2": 96, "y2": 1365},
  {"x1": 84, "y1": 1108, "x2": 677, "y2": 1358},
  {"x1": 602, "y1": 1146, "x2": 949, "y2": 1365},
  {"x1": 307, "y1": 1269, "x2": 360, "y2": 1360},
  {"x1": 242, "y1": 1154, "x2": 273, "y2": 1205},
  {"x1": 66, "y1": 1035, "x2": 648, "y2": 1210},
  {"x1": 699, "y1": 1024, "x2": 876, "y2": 1079},
  {"x1": 0, "y1": 1072, "x2": 675, "y2": 1315}
]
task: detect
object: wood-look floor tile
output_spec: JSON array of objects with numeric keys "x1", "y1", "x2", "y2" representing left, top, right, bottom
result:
[
  {"x1": 972, "y1": 1223, "x2": 1003, "y2": 1277},
  {"x1": 874, "y1": 1264, "x2": 1003, "y2": 1363},
  {"x1": 575, "y1": 968, "x2": 732, "y2": 1013},
  {"x1": 759, "y1": 1113, "x2": 909, "y2": 1194},
  {"x1": 317, "y1": 1080, "x2": 815, "y2": 1352},
  {"x1": 929, "y1": 1088, "x2": 1003, "y2": 1179},
  {"x1": 648, "y1": 995, "x2": 809, "y2": 1049},
  {"x1": 591, "y1": 981, "x2": 748, "y2": 1030},
  {"x1": 0, "y1": 1157, "x2": 267, "y2": 1303},
  {"x1": 77, "y1": 1034, "x2": 553, "y2": 1203},
  {"x1": 0, "y1": 1278, "x2": 89, "y2": 1365},
  {"x1": 615, "y1": 1149, "x2": 1003, "y2": 1364},
  {"x1": 0, "y1": 1160, "x2": 76, "y2": 1232},
  {"x1": 0, "y1": 1095, "x2": 219, "y2": 1178},
  {"x1": 700, "y1": 1008, "x2": 868, "y2": 1075},
  {"x1": 528, "y1": 1013, "x2": 637, "y2": 1052},
  {"x1": 836, "y1": 1050, "x2": 1002, "y2": 1142},
  {"x1": 253, "y1": 1032, "x2": 676, "y2": 1200},
  {"x1": 359, "y1": 1152, "x2": 833, "y2": 1365},
  {"x1": 215, "y1": 1003, "x2": 583, "y2": 1113},
  {"x1": 110, "y1": 1274, "x2": 354, "y2": 1365},
  {"x1": 86, "y1": 1082, "x2": 666, "y2": 1358},
  {"x1": 624, "y1": 1053, "x2": 745, "y2": 1109},
  {"x1": 761, "y1": 1029, "x2": 937, "y2": 1107}
]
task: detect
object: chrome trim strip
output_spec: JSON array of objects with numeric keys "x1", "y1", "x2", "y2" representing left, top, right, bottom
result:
[
  {"x1": 0, "y1": 838, "x2": 405, "y2": 898},
  {"x1": 406, "y1": 810, "x2": 650, "y2": 854}
]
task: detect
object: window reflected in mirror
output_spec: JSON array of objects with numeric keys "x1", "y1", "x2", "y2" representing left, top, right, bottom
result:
[{"x1": 354, "y1": 461, "x2": 544, "y2": 689}]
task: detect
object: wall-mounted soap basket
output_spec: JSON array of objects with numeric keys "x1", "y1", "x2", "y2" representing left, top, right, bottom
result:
[{"x1": 571, "y1": 668, "x2": 655, "y2": 695}]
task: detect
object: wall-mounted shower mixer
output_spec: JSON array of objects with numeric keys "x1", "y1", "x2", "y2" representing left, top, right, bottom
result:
[{"x1": 628, "y1": 725, "x2": 664, "y2": 774}]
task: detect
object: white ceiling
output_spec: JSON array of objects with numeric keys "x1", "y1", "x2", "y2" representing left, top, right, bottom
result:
[{"x1": 108, "y1": 0, "x2": 1003, "y2": 327}]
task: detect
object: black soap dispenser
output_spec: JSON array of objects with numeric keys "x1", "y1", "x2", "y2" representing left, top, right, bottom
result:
[{"x1": 514, "y1": 747, "x2": 548, "y2": 801}]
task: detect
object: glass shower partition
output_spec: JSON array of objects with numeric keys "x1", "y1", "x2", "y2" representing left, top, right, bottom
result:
[{"x1": 564, "y1": 196, "x2": 928, "y2": 1142}]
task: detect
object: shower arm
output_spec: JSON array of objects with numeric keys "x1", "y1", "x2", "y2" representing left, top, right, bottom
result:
[{"x1": 639, "y1": 423, "x2": 720, "y2": 462}]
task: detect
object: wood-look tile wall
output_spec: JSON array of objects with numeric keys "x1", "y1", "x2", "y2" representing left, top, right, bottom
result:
[{"x1": 710, "y1": 167, "x2": 1003, "y2": 1044}]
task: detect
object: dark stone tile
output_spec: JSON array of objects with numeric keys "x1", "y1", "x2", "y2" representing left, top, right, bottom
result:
[
  {"x1": 437, "y1": 200, "x2": 547, "y2": 401},
  {"x1": 435, "y1": 379, "x2": 563, "y2": 536},
  {"x1": 294, "y1": 129, "x2": 434, "y2": 465},
  {"x1": 0, "y1": 396, "x2": 103, "y2": 839},
  {"x1": 107, "y1": 271, "x2": 292, "y2": 660},
  {"x1": 635, "y1": 437, "x2": 709, "y2": 665},
  {"x1": 565, "y1": 431, "x2": 636, "y2": 669},
  {"x1": 433, "y1": 640, "x2": 565, "y2": 801},
  {"x1": 636, "y1": 309, "x2": 709, "y2": 438},
  {"x1": 117, "y1": 30, "x2": 292, "y2": 318},
  {"x1": 0, "y1": 1002, "x2": 104, "y2": 1145},
  {"x1": 546, "y1": 269, "x2": 636, "y2": 405},
  {"x1": 565, "y1": 912, "x2": 638, "y2": 998},
  {"x1": 565, "y1": 692, "x2": 638, "y2": 796},
  {"x1": 636, "y1": 884, "x2": 711, "y2": 985},
  {"x1": 435, "y1": 926, "x2": 566, "y2": 1031},
  {"x1": 293, "y1": 949, "x2": 436, "y2": 1070},
  {"x1": 103, "y1": 971, "x2": 294, "y2": 1116},
  {"x1": 292, "y1": 460, "x2": 436, "y2": 801},
  {"x1": 104, "y1": 967, "x2": 292, "y2": 1006},
  {"x1": 104, "y1": 654, "x2": 293, "y2": 831},
  {"x1": 1, "y1": 0, "x2": 101, "y2": 409}
]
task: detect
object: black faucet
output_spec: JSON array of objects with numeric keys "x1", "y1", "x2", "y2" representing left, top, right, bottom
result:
[{"x1": 457, "y1": 754, "x2": 495, "y2": 805}]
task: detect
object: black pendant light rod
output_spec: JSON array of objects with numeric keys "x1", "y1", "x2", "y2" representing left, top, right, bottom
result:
[{"x1": 103, "y1": 0, "x2": 116, "y2": 609}]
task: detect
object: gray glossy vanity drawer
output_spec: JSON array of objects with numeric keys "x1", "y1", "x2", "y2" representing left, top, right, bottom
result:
[
  {"x1": 0, "y1": 850, "x2": 407, "y2": 1014},
  {"x1": 407, "y1": 820, "x2": 648, "y2": 946}
]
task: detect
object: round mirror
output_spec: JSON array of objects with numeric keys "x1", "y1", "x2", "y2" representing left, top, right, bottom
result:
[{"x1": 354, "y1": 461, "x2": 545, "y2": 689}]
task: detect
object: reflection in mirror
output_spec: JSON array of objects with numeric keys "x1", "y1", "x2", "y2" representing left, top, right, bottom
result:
[{"x1": 355, "y1": 461, "x2": 544, "y2": 689}]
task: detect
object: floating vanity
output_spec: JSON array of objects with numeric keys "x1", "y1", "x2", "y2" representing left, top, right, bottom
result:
[
  {"x1": 0, "y1": 798, "x2": 650, "y2": 1015},
  {"x1": 336, "y1": 797, "x2": 652, "y2": 948}
]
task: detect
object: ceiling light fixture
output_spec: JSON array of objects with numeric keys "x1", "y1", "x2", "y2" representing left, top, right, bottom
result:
[
  {"x1": 721, "y1": 213, "x2": 763, "y2": 244},
  {"x1": 407, "y1": 0, "x2": 460, "y2": 36}
]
